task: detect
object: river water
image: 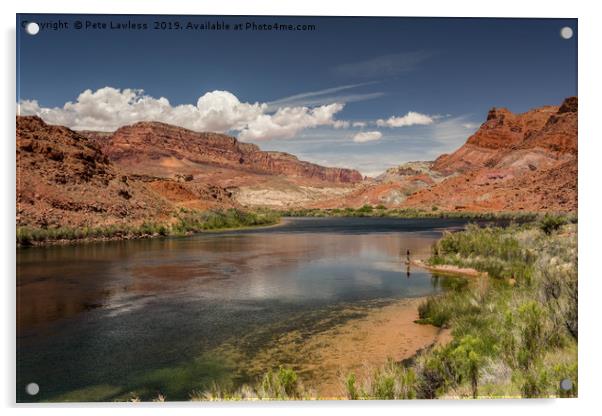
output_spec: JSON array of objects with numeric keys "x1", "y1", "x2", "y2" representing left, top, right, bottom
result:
[{"x1": 17, "y1": 217, "x2": 470, "y2": 402}]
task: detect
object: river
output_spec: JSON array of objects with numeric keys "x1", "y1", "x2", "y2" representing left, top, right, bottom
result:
[{"x1": 17, "y1": 217, "x2": 470, "y2": 401}]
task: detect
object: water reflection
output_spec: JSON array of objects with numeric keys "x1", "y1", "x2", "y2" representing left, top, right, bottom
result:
[{"x1": 17, "y1": 217, "x2": 468, "y2": 402}]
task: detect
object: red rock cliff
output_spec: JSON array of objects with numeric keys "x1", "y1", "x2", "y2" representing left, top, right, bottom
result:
[{"x1": 98, "y1": 122, "x2": 363, "y2": 184}]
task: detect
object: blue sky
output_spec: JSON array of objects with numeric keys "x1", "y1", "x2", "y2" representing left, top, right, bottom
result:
[{"x1": 17, "y1": 15, "x2": 577, "y2": 175}]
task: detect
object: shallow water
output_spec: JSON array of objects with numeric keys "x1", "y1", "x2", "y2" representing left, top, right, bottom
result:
[{"x1": 16, "y1": 217, "x2": 469, "y2": 401}]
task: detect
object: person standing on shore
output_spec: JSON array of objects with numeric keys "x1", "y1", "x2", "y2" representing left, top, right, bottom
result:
[{"x1": 406, "y1": 249, "x2": 411, "y2": 264}]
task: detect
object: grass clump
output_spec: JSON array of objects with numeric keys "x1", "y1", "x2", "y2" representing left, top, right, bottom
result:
[
  {"x1": 345, "y1": 359, "x2": 417, "y2": 399},
  {"x1": 191, "y1": 367, "x2": 306, "y2": 401},
  {"x1": 352, "y1": 220, "x2": 577, "y2": 399},
  {"x1": 428, "y1": 223, "x2": 536, "y2": 283}
]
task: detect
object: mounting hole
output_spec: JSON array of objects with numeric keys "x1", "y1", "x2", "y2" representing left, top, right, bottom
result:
[
  {"x1": 560, "y1": 26, "x2": 573, "y2": 40},
  {"x1": 560, "y1": 378, "x2": 573, "y2": 391},
  {"x1": 25, "y1": 22, "x2": 40, "y2": 36},
  {"x1": 25, "y1": 382, "x2": 40, "y2": 396}
]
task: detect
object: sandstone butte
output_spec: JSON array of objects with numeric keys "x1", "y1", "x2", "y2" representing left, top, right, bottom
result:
[
  {"x1": 403, "y1": 96, "x2": 577, "y2": 212},
  {"x1": 314, "y1": 96, "x2": 577, "y2": 213},
  {"x1": 16, "y1": 96, "x2": 577, "y2": 230}
]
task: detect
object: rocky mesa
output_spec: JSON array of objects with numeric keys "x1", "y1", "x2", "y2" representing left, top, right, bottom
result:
[
  {"x1": 16, "y1": 116, "x2": 236, "y2": 230},
  {"x1": 311, "y1": 97, "x2": 577, "y2": 213},
  {"x1": 81, "y1": 121, "x2": 363, "y2": 209},
  {"x1": 16, "y1": 116, "x2": 364, "y2": 230},
  {"x1": 404, "y1": 97, "x2": 577, "y2": 212},
  {"x1": 91, "y1": 121, "x2": 362, "y2": 184}
]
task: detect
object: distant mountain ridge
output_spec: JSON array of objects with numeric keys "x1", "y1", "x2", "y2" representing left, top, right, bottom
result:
[
  {"x1": 16, "y1": 96, "x2": 577, "y2": 232},
  {"x1": 86, "y1": 121, "x2": 363, "y2": 184},
  {"x1": 16, "y1": 116, "x2": 363, "y2": 229}
]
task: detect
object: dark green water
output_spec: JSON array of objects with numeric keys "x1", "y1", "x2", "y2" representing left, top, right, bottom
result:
[{"x1": 16, "y1": 217, "x2": 469, "y2": 402}]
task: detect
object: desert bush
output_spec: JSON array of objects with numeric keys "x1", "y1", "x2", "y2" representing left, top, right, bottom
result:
[
  {"x1": 349, "y1": 360, "x2": 417, "y2": 400},
  {"x1": 429, "y1": 224, "x2": 537, "y2": 284},
  {"x1": 415, "y1": 349, "x2": 457, "y2": 399},
  {"x1": 193, "y1": 367, "x2": 304, "y2": 401},
  {"x1": 356, "y1": 204, "x2": 374, "y2": 214},
  {"x1": 539, "y1": 214, "x2": 568, "y2": 235},
  {"x1": 417, "y1": 290, "x2": 479, "y2": 327},
  {"x1": 450, "y1": 335, "x2": 487, "y2": 398}
]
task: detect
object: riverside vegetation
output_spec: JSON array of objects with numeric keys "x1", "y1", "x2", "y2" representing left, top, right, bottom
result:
[
  {"x1": 345, "y1": 214, "x2": 577, "y2": 399},
  {"x1": 16, "y1": 208, "x2": 280, "y2": 246},
  {"x1": 280, "y1": 205, "x2": 574, "y2": 222},
  {"x1": 17, "y1": 203, "x2": 571, "y2": 246},
  {"x1": 183, "y1": 214, "x2": 576, "y2": 401}
]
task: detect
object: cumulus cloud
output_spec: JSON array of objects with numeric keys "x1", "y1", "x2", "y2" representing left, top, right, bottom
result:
[
  {"x1": 18, "y1": 87, "x2": 347, "y2": 141},
  {"x1": 352, "y1": 131, "x2": 382, "y2": 143},
  {"x1": 352, "y1": 121, "x2": 367, "y2": 128},
  {"x1": 238, "y1": 103, "x2": 346, "y2": 141},
  {"x1": 376, "y1": 111, "x2": 434, "y2": 128}
]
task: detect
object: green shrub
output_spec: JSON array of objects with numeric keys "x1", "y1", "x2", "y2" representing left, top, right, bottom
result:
[
  {"x1": 257, "y1": 367, "x2": 302, "y2": 399},
  {"x1": 450, "y1": 335, "x2": 487, "y2": 398},
  {"x1": 539, "y1": 214, "x2": 568, "y2": 235},
  {"x1": 357, "y1": 204, "x2": 374, "y2": 214}
]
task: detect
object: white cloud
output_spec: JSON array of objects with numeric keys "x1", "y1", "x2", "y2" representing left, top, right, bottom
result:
[
  {"x1": 238, "y1": 103, "x2": 346, "y2": 141},
  {"x1": 266, "y1": 82, "x2": 382, "y2": 109},
  {"x1": 195, "y1": 90, "x2": 265, "y2": 132},
  {"x1": 352, "y1": 131, "x2": 382, "y2": 143},
  {"x1": 333, "y1": 120, "x2": 350, "y2": 129},
  {"x1": 352, "y1": 121, "x2": 367, "y2": 128},
  {"x1": 333, "y1": 51, "x2": 433, "y2": 78},
  {"x1": 376, "y1": 111, "x2": 435, "y2": 128},
  {"x1": 462, "y1": 122, "x2": 480, "y2": 129},
  {"x1": 18, "y1": 87, "x2": 347, "y2": 141}
]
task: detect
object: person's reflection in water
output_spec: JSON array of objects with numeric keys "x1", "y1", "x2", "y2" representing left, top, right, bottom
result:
[{"x1": 406, "y1": 264, "x2": 411, "y2": 278}]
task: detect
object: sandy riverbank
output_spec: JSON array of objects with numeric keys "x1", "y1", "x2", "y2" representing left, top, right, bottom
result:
[
  {"x1": 244, "y1": 297, "x2": 451, "y2": 399},
  {"x1": 305, "y1": 297, "x2": 452, "y2": 398},
  {"x1": 412, "y1": 259, "x2": 487, "y2": 278}
]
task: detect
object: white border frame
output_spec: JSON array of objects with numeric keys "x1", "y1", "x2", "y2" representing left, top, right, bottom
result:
[{"x1": 2, "y1": 1, "x2": 599, "y2": 415}]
